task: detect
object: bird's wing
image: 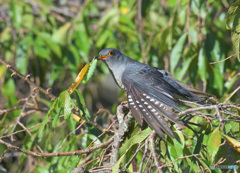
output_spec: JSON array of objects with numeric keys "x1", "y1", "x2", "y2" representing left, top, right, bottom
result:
[
  {"x1": 157, "y1": 69, "x2": 211, "y2": 99},
  {"x1": 122, "y1": 71, "x2": 184, "y2": 138}
]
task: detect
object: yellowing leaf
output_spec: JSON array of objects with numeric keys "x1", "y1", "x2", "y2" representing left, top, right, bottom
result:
[
  {"x1": 221, "y1": 133, "x2": 240, "y2": 153},
  {"x1": 68, "y1": 63, "x2": 90, "y2": 94},
  {"x1": 72, "y1": 113, "x2": 81, "y2": 122},
  {"x1": 68, "y1": 57, "x2": 96, "y2": 94}
]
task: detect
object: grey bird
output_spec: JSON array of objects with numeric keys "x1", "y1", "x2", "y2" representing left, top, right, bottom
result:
[{"x1": 96, "y1": 48, "x2": 209, "y2": 138}]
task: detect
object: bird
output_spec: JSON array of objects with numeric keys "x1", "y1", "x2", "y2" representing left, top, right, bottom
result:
[{"x1": 96, "y1": 48, "x2": 209, "y2": 138}]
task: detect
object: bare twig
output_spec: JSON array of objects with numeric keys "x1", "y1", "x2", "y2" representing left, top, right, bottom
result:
[
  {"x1": 210, "y1": 52, "x2": 239, "y2": 64},
  {"x1": 149, "y1": 131, "x2": 163, "y2": 173},
  {"x1": 179, "y1": 104, "x2": 240, "y2": 117},
  {"x1": 159, "y1": 154, "x2": 200, "y2": 168},
  {"x1": 17, "y1": 121, "x2": 44, "y2": 153},
  {"x1": 57, "y1": 121, "x2": 86, "y2": 151},
  {"x1": 0, "y1": 58, "x2": 57, "y2": 100},
  {"x1": 224, "y1": 86, "x2": 240, "y2": 103},
  {"x1": 123, "y1": 143, "x2": 145, "y2": 170},
  {"x1": 139, "y1": 138, "x2": 149, "y2": 173},
  {"x1": 0, "y1": 136, "x2": 114, "y2": 157}
]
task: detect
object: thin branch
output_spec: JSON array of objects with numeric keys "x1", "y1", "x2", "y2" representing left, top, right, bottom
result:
[
  {"x1": 138, "y1": 138, "x2": 149, "y2": 173},
  {"x1": 210, "y1": 52, "x2": 239, "y2": 64},
  {"x1": 0, "y1": 136, "x2": 114, "y2": 157},
  {"x1": 149, "y1": 131, "x2": 163, "y2": 173},
  {"x1": 224, "y1": 86, "x2": 240, "y2": 103},
  {"x1": 17, "y1": 121, "x2": 44, "y2": 153},
  {"x1": 0, "y1": 58, "x2": 57, "y2": 100},
  {"x1": 159, "y1": 154, "x2": 200, "y2": 168},
  {"x1": 57, "y1": 121, "x2": 86, "y2": 151},
  {"x1": 179, "y1": 104, "x2": 240, "y2": 117},
  {"x1": 123, "y1": 143, "x2": 145, "y2": 170}
]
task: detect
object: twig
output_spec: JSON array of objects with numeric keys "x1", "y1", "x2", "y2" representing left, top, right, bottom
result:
[
  {"x1": 123, "y1": 143, "x2": 145, "y2": 170},
  {"x1": 143, "y1": 152, "x2": 153, "y2": 173},
  {"x1": 98, "y1": 143, "x2": 112, "y2": 166},
  {"x1": 160, "y1": 154, "x2": 200, "y2": 168},
  {"x1": 57, "y1": 121, "x2": 86, "y2": 151},
  {"x1": 138, "y1": 138, "x2": 149, "y2": 173},
  {"x1": 179, "y1": 104, "x2": 240, "y2": 116},
  {"x1": 0, "y1": 136, "x2": 114, "y2": 157},
  {"x1": 149, "y1": 131, "x2": 163, "y2": 173},
  {"x1": 17, "y1": 121, "x2": 44, "y2": 153},
  {"x1": 88, "y1": 120, "x2": 116, "y2": 148},
  {"x1": 210, "y1": 52, "x2": 239, "y2": 64},
  {"x1": 0, "y1": 58, "x2": 57, "y2": 100},
  {"x1": 224, "y1": 86, "x2": 240, "y2": 103}
]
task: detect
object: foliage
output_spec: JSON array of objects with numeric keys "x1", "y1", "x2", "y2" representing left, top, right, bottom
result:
[{"x1": 0, "y1": 0, "x2": 240, "y2": 172}]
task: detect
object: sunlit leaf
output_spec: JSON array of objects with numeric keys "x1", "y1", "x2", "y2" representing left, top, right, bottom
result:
[
  {"x1": 207, "y1": 126, "x2": 221, "y2": 160},
  {"x1": 221, "y1": 133, "x2": 240, "y2": 153},
  {"x1": 226, "y1": 0, "x2": 240, "y2": 61},
  {"x1": 36, "y1": 32, "x2": 62, "y2": 57},
  {"x1": 39, "y1": 98, "x2": 59, "y2": 137},
  {"x1": 113, "y1": 128, "x2": 152, "y2": 173},
  {"x1": 52, "y1": 22, "x2": 72, "y2": 45},
  {"x1": 82, "y1": 59, "x2": 98, "y2": 83},
  {"x1": 59, "y1": 90, "x2": 72, "y2": 119},
  {"x1": 170, "y1": 32, "x2": 188, "y2": 74},
  {"x1": 198, "y1": 47, "x2": 207, "y2": 82}
]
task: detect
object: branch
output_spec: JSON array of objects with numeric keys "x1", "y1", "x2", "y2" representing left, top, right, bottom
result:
[
  {"x1": 0, "y1": 58, "x2": 57, "y2": 100},
  {"x1": 178, "y1": 104, "x2": 240, "y2": 117},
  {"x1": 0, "y1": 136, "x2": 114, "y2": 157},
  {"x1": 159, "y1": 154, "x2": 200, "y2": 168},
  {"x1": 149, "y1": 131, "x2": 163, "y2": 173}
]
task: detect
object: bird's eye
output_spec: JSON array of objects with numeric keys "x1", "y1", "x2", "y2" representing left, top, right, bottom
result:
[{"x1": 109, "y1": 50, "x2": 114, "y2": 56}]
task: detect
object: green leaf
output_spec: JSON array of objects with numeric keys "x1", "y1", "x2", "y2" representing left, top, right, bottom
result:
[
  {"x1": 226, "y1": 0, "x2": 240, "y2": 30},
  {"x1": 197, "y1": 47, "x2": 207, "y2": 82},
  {"x1": 52, "y1": 22, "x2": 72, "y2": 45},
  {"x1": 74, "y1": 90, "x2": 90, "y2": 119},
  {"x1": 16, "y1": 44, "x2": 28, "y2": 74},
  {"x1": 174, "y1": 57, "x2": 193, "y2": 81},
  {"x1": 226, "y1": 0, "x2": 240, "y2": 61},
  {"x1": 221, "y1": 133, "x2": 240, "y2": 153},
  {"x1": 59, "y1": 90, "x2": 72, "y2": 119},
  {"x1": 66, "y1": 114, "x2": 76, "y2": 132},
  {"x1": 52, "y1": 107, "x2": 61, "y2": 128},
  {"x1": 75, "y1": 23, "x2": 90, "y2": 61},
  {"x1": 39, "y1": 98, "x2": 59, "y2": 137},
  {"x1": 113, "y1": 128, "x2": 152, "y2": 173},
  {"x1": 207, "y1": 126, "x2": 221, "y2": 161},
  {"x1": 10, "y1": 0, "x2": 22, "y2": 29},
  {"x1": 82, "y1": 59, "x2": 98, "y2": 83},
  {"x1": 36, "y1": 32, "x2": 62, "y2": 57},
  {"x1": 119, "y1": 128, "x2": 152, "y2": 157},
  {"x1": 170, "y1": 32, "x2": 188, "y2": 74}
]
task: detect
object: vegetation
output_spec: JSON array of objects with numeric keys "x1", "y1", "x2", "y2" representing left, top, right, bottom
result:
[{"x1": 0, "y1": 0, "x2": 240, "y2": 172}]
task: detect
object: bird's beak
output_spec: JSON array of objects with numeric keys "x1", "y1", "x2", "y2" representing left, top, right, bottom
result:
[{"x1": 96, "y1": 55, "x2": 109, "y2": 60}]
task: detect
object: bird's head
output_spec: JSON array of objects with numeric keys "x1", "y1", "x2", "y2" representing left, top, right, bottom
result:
[{"x1": 96, "y1": 48, "x2": 124, "y2": 64}]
